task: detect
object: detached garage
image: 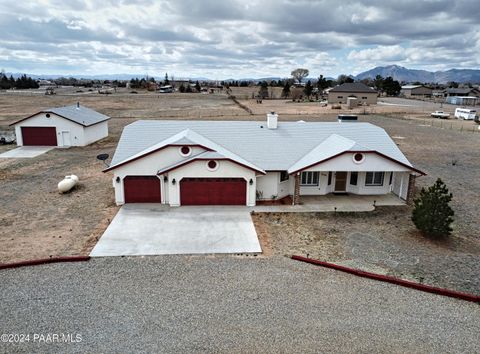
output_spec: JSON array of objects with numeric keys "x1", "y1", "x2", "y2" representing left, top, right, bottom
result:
[{"x1": 10, "y1": 103, "x2": 110, "y2": 147}]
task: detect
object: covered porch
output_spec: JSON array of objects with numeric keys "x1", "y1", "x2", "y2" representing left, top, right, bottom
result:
[{"x1": 252, "y1": 193, "x2": 405, "y2": 212}]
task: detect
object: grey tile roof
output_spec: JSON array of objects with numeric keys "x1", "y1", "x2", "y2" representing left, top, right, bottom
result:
[
  {"x1": 47, "y1": 105, "x2": 110, "y2": 126},
  {"x1": 110, "y1": 120, "x2": 416, "y2": 172},
  {"x1": 329, "y1": 82, "x2": 377, "y2": 93}
]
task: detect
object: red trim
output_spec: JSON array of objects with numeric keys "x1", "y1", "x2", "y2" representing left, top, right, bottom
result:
[
  {"x1": 10, "y1": 111, "x2": 110, "y2": 127},
  {"x1": 103, "y1": 144, "x2": 215, "y2": 172},
  {"x1": 0, "y1": 256, "x2": 90, "y2": 270},
  {"x1": 157, "y1": 157, "x2": 265, "y2": 175},
  {"x1": 289, "y1": 150, "x2": 426, "y2": 176},
  {"x1": 291, "y1": 255, "x2": 479, "y2": 303}
]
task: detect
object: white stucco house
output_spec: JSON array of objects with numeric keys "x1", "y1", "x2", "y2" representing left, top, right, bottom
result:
[
  {"x1": 105, "y1": 113, "x2": 425, "y2": 206},
  {"x1": 10, "y1": 103, "x2": 110, "y2": 147}
]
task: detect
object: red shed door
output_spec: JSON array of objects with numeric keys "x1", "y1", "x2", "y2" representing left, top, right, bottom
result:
[
  {"x1": 124, "y1": 176, "x2": 161, "y2": 203},
  {"x1": 21, "y1": 127, "x2": 57, "y2": 146},
  {"x1": 180, "y1": 178, "x2": 246, "y2": 205}
]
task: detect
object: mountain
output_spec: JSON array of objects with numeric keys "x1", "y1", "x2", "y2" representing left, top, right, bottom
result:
[{"x1": 355, "y1": 65, "x2": 480, "y2": 84}]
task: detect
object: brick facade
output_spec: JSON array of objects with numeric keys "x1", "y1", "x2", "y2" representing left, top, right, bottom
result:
[
  {"x1": 406, "y1": 174, "x2": 416, "y2": 205},
  {"x1": 293, "y1": 173, "x2": 301, "y2": 205}
]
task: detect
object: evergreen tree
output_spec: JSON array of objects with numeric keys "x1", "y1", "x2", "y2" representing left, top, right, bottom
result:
[
  {"x1": 412, "y1": 178, "x2": 454, "y2": 237},
  {"x1": 179, "y1": 82, "x2": 186, "y2": 93},
  {"x1": 303, "y1": 80, "x2": 313, "y2": 98},
  {"x1": 164, "y1": 73, "x2": 169, "y2": 85},
  {"x1": 281, "y1": 81, "x2": 291, "y2": 98},
  {"x1": 195, "y1": 81, "x2": 201, "y2": 92},
  {"x1": 258, "y1": 81, "x2": 269, "y2": 99}
]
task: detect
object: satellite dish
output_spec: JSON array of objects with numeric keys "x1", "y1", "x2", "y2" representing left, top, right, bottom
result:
[{"x1": 96, "y1": 153, "x2": 109, "y2": 167}]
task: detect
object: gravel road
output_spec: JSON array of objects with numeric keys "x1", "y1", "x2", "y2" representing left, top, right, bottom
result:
[{"x1": 1, "y1": 256, "x2": 479, "y2": 353}]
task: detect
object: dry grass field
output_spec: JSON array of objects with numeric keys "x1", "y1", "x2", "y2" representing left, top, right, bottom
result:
[{"x1": 0, "y1": 87, "x2": 479, "y2": 294}]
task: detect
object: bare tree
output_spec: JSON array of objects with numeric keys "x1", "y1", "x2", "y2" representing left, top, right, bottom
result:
[{"x1": 291, "y1": 68, "x2": 309, "y2": 84}]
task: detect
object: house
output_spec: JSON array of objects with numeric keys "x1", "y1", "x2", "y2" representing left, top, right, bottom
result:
[
  {"x1": 400, "y1": 85, "x2": 432, "y2": 98},
  {"x1": 445, "y1": 87, "x2": 480, "y2": 97},
  {"x1": 327, "y1": 83, "x2": 377, "y2": 105},
  {"x1": 104, "y1": 113, "x2": 424, "y2": 206},
  {"x1": 446, "y1": 96, "x2": 478, "y2": 106},
  {"x1": 10, "y1": 103, "x2": 110, "y2": 147}
]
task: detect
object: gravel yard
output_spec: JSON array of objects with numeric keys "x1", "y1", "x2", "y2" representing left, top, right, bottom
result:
[{"x1": 0, "y1": 256, "x2": 478, "y2": 353}]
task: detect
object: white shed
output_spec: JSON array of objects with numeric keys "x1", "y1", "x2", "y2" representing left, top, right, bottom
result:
[{"x1": 10, "y1": 103, "x2": 110, "y2": 147}]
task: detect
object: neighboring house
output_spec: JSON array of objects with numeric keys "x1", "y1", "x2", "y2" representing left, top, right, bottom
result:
[
  {"x1": 400, "y1": 85, "x2": 432, "y2": 98},
  {"x1": 105, "y1": 113, "x2": 424, "y2": 206},
  {"x1": 445, "y1": 87, "x2": 480, "y2": 97},
  {"x1": 10, "y1": 103, "x2": 110, "y2": 147},
  {"x1": 327, "y1": 83, "x2": 377, "y2": 105}
]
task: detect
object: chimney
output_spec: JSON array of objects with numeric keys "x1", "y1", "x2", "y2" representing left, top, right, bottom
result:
[
  {"x1": 267, "y1": 111, "x2": 278, "y2": 129},
  {"x1": 76, "y1": 102, "x2": 80, "y2": 109}
]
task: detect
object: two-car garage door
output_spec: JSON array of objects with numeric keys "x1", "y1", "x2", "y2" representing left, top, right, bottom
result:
[
  {"x1": 21, "y1": 127, "x2": 57, "y2": 146},
  {"x1": 123, "y1": 176, "x2": 246, "y2": 205},
  {"x1": 180, "y1": 178, "x2": 246, "y2": 205}
]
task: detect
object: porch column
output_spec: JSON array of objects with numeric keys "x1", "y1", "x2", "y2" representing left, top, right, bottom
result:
[
  {"x1": 406, "y1": 174, "x2": 416, "y2": 205},
  {"x1": 293, "y1": 173, "x2": 301, "y2": 205}
]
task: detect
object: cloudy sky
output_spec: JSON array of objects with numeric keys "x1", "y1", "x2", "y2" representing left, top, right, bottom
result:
[{"x1": 0, "y1": 0, "x2": 479, "y2": 78}]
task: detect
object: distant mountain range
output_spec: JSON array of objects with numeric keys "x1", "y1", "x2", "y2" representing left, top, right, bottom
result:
[
  {"x1": 355, "y1": 65, "x2": 480, "y2": 84},
  {"x1": 3, "y1": 65, "x2": 479, "y2": 83}
]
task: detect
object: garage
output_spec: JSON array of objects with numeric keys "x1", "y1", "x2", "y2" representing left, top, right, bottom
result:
[
  {"x1": 21, "y1": 127, "x2": 57, "y2": 146},
  {"x1": 180, "y1": 178, "x2": 246, "y2": 205},
  {"x1": 124, "y1": 176, "x2": 161, "y2": 203}
]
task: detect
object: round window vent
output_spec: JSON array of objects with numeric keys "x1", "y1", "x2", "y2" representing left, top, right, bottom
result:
[
  {"x1": 207, "y1": 160, "x2": 218, "y2": 171},
  {"x1": 179, "y1": 146, "x2": 191, "y2": 157},
  {"x1": 46, "y1": 113, "x2": 51, "y2": 118},
  {"x1": 353, "y1": 153, "x2": 365, "y2": 164}
]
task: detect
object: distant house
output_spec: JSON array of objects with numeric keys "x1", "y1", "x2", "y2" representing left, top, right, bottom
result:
[
  {"x1": 400, "y1": 85, "x2": 432, "y2": 98},
  {"x1": 10, "y1": 103, "x2": 110, "y2": 147},
  {"x1": 327, "y1": 83, "x2": 378, "y2": 105},
  {"x1": 445, "y1": 88, "x2": 480, "y2": 97},
  {"x1": 446, "y1": 96, "x2": 478, "y2": 106}
]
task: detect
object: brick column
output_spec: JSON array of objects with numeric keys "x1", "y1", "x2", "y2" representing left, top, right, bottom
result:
[
  {"x1": 406, "y1": 174, "x2": 416, "y2": 205},
  {"x1": 293, "y1": 173, "x2": 301, "y2": 205}
]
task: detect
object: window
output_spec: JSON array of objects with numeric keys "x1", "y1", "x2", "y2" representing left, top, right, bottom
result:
[
  {"x1": 362, "y1": 96, "x2": 368, "y2": 99},
  {"x1": 350, "y1": 172, "x2": 358, "y2": 185},
  {"x1": 280, "y1": 171, "x2": 289, "y2": 182},
  {"x1": 179, "y1": 145, "x2": 192, "y2": 157},
  {"x1": 352, "y1": 153, "x2": 365, "y2": 164},
  {"x1": 301, "y1": 171, "x2": 319, "y2": 186},
  {"x1": 206, "y1": 160, "x2": 218, "y2": 171},
  {"x1": 328, "y1": 172, "x2": 332, "y2": 185},
  {"x1": 337, "y1": 96, "x2": 343, "y2": 99},
  {"x1": 365, "y1": 172, "x2": 384, "y2": 186}
]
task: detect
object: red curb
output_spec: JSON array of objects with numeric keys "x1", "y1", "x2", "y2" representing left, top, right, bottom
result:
[
  {"x1": 0, "y1": 256, "x2": 90, "y2": 270},
  {"x1": 291, "y1": 255, "x2": 480, "y2": 303}
]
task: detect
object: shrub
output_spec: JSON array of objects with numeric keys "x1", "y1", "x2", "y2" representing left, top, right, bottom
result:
[{"x1": 411, "y1": 178, "x2": 454, "y2": 237}]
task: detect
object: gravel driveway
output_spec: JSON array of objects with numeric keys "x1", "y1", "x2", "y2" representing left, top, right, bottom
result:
[{"x1": 1, "y1": 256, "x2": 478, "y2": 353}]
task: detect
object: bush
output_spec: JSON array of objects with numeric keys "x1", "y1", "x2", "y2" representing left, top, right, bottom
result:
[{"x1": 411, "y1": 178, "x2": 454, "y2": 237}]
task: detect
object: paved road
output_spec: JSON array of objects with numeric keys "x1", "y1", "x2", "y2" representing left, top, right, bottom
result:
[{"x1": 1, "y1": 256, "x2": 479, "y2": 353}]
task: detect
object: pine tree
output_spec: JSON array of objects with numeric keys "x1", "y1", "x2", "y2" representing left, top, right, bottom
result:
[
  {"x1": 412, "y1": 178, "x2": 454, "y2": 237},
  {"x1": 281, "y1": 81, "x2": 291, "y2": 98},
  {"x1": 303, "y1": 80, "x2": 313, "y2": 98}
]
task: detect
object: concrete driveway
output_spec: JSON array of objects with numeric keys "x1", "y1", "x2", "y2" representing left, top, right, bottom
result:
[
  {"x1": 0, "y1": 146, "x2": 54, "y2": 158},
  {"x1": 90, "y1": 204, "x2": 262, "y2": 256}
]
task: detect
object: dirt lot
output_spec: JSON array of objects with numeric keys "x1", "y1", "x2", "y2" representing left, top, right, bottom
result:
[
  {"x1": 252, "y1": 208, "x2": 480, "y2": 294},
  {"x1": 0, "y1": 89, "x2": 479, "y2": 290}
]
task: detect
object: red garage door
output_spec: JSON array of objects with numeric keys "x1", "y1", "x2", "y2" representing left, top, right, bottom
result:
[
  {"x1": 180, "y1": 178, "x2": 246, "y2": 205},
  {"x1": 21, "y1": 127, "x2": 57, "y2": 146},
  {"x1": 124, "y1": 176, "x2": 161, "y2": 203}
]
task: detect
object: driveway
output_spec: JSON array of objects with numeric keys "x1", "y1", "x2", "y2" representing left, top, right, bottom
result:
[
  {"x1": 0, "y1": 146, "x2": 54, "y2": 158},
  {"x1": 90, "y1": 204, "x2": 262, "y2": 256}
]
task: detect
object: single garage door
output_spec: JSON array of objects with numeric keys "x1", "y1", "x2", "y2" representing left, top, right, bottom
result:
[
  {"x1": 124, "y1": 176, "x2": 161, "y2": 203},
  {"x1": 21, "y1": 127, "x2": 57, "y2": 146},
  {"x1": 180, "y1": 178, "x2": 246, "y2": 205}
]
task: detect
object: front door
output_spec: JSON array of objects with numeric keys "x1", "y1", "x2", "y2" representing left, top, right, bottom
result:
[{"x1": 334, "y1": 172, "x2": 347, "y2": 192}]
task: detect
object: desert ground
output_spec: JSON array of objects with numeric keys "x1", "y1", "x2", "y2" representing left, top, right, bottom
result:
[{"x1": 0, "y1": 87, "x2": 479, "y2": 293}]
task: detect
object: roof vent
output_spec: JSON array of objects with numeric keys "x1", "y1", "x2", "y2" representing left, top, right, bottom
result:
[
  {"x1": 337, "y1": 114, "x2": 357, "y2": 123},
  {"x1": 76, "y1": 102, "x2": 80, "y2": 109},
  {"x1": 267, "y1": 111, "x2": 278, "y2": 129}
]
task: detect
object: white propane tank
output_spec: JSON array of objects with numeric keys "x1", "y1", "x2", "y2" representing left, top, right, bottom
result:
[{"x1": 58, "y1": 175, "x2": 79, "y2": 193}]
